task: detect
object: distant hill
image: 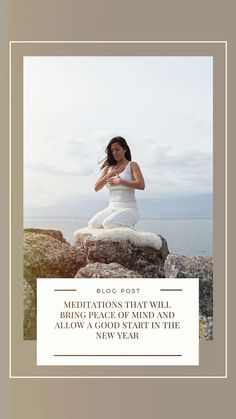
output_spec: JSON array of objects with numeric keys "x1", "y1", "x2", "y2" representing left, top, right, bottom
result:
[{"x1": 25, "y1": 193, "x2": 213, "y2": 219}]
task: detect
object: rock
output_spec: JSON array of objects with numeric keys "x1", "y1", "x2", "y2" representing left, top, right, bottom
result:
[
  {"x1": 130, "y1": 259, "x2": 165, "y2": 278},
  {"x1": 164, "y1": 254, "x2": 213, "y2": 281},
  {"x1": 199, "y1": 279, "x2": 213, "y2": 317},
  {"x1": 164, "y1": 254, "x2": 213, "y2": 318},
  {"x1": 24, "y1": 231, "x2": 87, "y2": 294},
  {"x1": 74, "y1": 228, "x2": 169, "y2": 276},
  {"x1": 23, "y1": 278, "x2": 36, "y2": 340},
  {"x1": 75, "y1": 262, "x2": 142, "y2": 278},
  {"x1": 24, "y1": 228, "x2": 67, "y2": 243},
  {"x1": 199, "y1": 316, "x2": 213, "y2": 340}
]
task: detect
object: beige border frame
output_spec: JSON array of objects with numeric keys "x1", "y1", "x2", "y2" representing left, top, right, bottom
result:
[{"x1": 9, "y1": 41, "x2": 227, "y2": 378}]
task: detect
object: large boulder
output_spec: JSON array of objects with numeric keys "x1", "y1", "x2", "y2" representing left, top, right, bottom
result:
[
  {"x1": 74, "y1": 227, "x2": 169, "y2": 277},
  {"x1": 23, "y1": 230, "x2": 87, "y2": 340},
  {"x1": 24, "y1": 228, "x2": 67, "y2": 243},
  {"x1": 24, "y1": 231, "x2": 87, "y2": 294},
  {"x1": 76, "y1": 262, "x2": 142, "y2": 278}
]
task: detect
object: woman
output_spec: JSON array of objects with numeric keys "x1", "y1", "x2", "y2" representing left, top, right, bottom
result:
[{"x1": 88, "y1": 136, "x2": 145, "y2": 229}]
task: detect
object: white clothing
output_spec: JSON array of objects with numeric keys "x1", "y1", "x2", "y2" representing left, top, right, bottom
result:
[
  {"x1": 88, "y1": 161, "x2": 139, "y2": 229},
  {"x1": 106, "y1": 161, "x2": 137, "y2": 209},
  {"x1": 88, "y1": 206, "x2": 139, "y2": 229}
]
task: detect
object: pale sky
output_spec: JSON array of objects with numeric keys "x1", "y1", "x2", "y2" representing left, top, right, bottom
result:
[{"x1": 24, "y1": 56, "x2": 213, "y2": 211}]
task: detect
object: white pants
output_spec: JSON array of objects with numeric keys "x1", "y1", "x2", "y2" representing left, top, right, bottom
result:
[{"x1": 88, "y1": 206, "x2": 139, "y2": 229}]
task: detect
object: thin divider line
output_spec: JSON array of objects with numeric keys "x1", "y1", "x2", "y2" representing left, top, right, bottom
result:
[
  {"x1": 54, "y1": 289, "x2": 77, "y2": 291},
  {"x1": 53, "y1": 354, "x2": 182, "y2": 357},
  {"x1": 9, "y1": 39, "x2": 12, "y2": 379},
  {"x1": 225, "y1": 40, "x2": 228, "y2": 378},
  {"x1": 10, "y1": 40, "x2": 227, "y2": 44},
  {"x1": 160, "y1": 289, "x2": 183, "y2": 291}
]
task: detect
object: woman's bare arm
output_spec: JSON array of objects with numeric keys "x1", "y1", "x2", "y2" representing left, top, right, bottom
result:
[{"x1": 94, "y1": 166, "x2": 110, "y2": 191}]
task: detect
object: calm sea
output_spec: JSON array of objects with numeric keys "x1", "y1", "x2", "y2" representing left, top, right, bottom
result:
[{"x1": 24, "y1": 218, "x2": 213, "y2": 257}]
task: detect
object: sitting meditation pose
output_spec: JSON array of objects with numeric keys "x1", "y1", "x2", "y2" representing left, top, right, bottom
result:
[{"x1": 88, "y1": 136, "x2": 145, "y2": 229}]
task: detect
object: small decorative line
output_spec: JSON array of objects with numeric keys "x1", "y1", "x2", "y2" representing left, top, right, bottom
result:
[
  {"x1": 54, "y1": 289, "x2": 77, "y2": 291},
  {"x1": 53, "y1": 354, "x2": 182, "y2": 357},
  {"x1": 160, "y1": 289, "x2": 183, "y2": 291}
]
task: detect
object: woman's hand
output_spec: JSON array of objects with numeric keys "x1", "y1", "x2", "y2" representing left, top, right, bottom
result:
[
  {"x1": 106, "y1": 175, "x2": 121, "y2": 186},
  {"x1": 106, "y1": 162, "x2": 145, "y2": 189},
  {"x1": 94, "y1": 166, "x2": 124, "y2": 191}
]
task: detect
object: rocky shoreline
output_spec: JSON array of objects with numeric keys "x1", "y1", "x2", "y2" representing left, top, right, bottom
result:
[{"x1": 23, "y1": 228, "x2": 213, "y2": 340}]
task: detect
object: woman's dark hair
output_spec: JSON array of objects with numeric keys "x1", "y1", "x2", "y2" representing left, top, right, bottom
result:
[{"x1": 100, "y1": 136, "x2": 132, "y2": 169}]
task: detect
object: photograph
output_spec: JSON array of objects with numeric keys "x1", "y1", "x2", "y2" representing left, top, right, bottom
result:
[{"x1": 23, "y1": 55, "x2": 213, "y2": 342}]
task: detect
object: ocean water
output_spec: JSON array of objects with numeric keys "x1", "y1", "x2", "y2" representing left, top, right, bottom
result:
[{"x1": 24, "y1": 217, "x2": 213, "y2": 257}]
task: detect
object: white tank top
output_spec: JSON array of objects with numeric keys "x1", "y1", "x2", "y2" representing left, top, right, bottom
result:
[{"x1": 106, "y1": 161, "x2": 137, "y2": 209}]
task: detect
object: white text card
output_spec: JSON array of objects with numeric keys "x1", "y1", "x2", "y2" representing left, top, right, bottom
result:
[{"x1": 37, "y1": 278, "x2": 199, "y2": 366}]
